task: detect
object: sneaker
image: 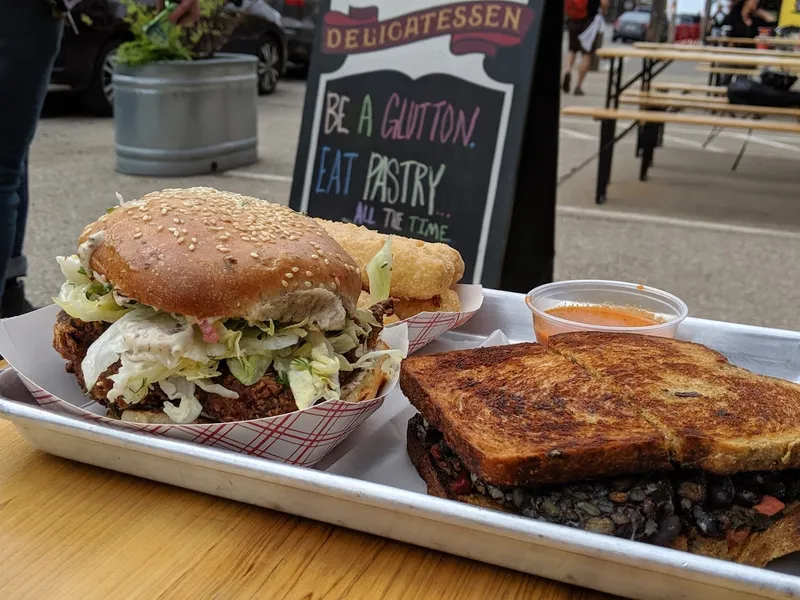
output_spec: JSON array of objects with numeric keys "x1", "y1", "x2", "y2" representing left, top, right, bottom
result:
[
  {"x1": 1, "y1": 278, "x2": 36, "y2": 319},
  {"x1": 574, "y1": 87, "x2": 585, "y2": 96},
  {"x1": 562, "y1": 72, "x2": 571, "y2": 93}
]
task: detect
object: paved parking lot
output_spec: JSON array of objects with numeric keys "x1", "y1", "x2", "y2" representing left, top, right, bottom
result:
[{"x1": 28, "y1": 57, "x2": 800, "y2": 330}]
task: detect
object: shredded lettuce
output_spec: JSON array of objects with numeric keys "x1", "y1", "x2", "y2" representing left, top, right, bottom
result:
[
  {"x1": 367, "y1": 237, "x2": 393, "y2": 303},
  {"x1": 227, "y1": 354, "x2": 272, "y2": 386},
  {"x1": 69, "y1": 274, "x2": 397, "y2": 422},
  {"x1": 53, "y1": 255, "x2": 132, "y2": 323}
]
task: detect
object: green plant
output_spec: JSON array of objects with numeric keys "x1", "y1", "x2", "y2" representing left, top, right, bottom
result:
[{"x1": 116, "y1": 0, "x2": 241, "y2": 66}]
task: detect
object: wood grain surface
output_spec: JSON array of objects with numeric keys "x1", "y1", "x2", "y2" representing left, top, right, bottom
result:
[
  {"x1": 0, "y1": 389, "x2": 617, "y2": 599},
  {"x1": 596, "y1": 46, "x2": 800, "y2": 69}
]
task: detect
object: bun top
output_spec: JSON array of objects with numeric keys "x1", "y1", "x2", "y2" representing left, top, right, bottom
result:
[{"x1": 78, "y1": 187, "x2": 362, "y2": 329}]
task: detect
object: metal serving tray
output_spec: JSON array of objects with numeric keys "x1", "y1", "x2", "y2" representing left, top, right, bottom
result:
[{"x1": 2, "y1": 289, "x2": 799, "y2": 599}]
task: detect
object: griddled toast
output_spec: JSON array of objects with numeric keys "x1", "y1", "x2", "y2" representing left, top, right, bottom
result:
[
  {"x1": 399, "y1": 342, "x2": 671, "y2": 486},
  {"x1": 549, "y1": 332, "x2": 800, "y2": 474},
  {"x1": 401, "y1": 332, "x2": 800, "y2": 566}
]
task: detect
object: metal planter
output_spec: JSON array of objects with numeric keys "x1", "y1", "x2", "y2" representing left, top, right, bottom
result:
[{"x1": 113, "y1": 53, "x2": 258, "y2": 176}]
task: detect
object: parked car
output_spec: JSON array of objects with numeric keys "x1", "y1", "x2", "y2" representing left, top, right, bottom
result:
[
  {"x1": 266, "y1": 0, "x2": 318, "y2": 68},
  {"x1": 612, "y1": 11, "x2": 667, "y2": 43},
  {"x1": 50, "y1": 0, "x2": 288, "y2": 116}
]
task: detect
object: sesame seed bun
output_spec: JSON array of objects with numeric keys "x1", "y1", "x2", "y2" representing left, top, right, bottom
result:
[{"x1": 78, "y1": 187, "x2": 362, "y2": 329}]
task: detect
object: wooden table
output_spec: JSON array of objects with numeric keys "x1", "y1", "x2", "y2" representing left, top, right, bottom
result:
[
  {"x1": 597, "y1": 46, "x2": 800, "y2": 70},
  {"x1": 707, "y1": 35, "x2": 800, "y2": 47},
  {"x1": 635, "y1": 41, "x2": 800, "y2": 58},
  {"x1": 0, "y1": 361, "x2": 615, "y2": 599}
]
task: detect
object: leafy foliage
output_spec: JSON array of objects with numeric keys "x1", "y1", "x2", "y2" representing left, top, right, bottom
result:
[{"x1": 116, "y1": 0, "x2": 241, "y2": 66}]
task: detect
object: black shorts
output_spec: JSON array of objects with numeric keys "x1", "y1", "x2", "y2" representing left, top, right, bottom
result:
[{"x1": 567, "y1": 18, "x2": 595, "y2": 54}]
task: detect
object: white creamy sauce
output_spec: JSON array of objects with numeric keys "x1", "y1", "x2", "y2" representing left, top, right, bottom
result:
[{"x1": 77, "y1": 231, "x2": 105, "y2": 275}]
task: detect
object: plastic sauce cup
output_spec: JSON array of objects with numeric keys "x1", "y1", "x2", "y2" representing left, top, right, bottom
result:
[{"x1": 525, "y1": 280, "x2": 689, "y2": 345}]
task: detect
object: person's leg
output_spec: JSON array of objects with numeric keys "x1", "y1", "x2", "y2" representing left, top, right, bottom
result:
[
  {"x1": 563, "y1": 26, "x2": 580, "y2": 92},
  {"x1": 575, "y1": 51, "x2": 593, "y2": 94},
  {"x1": 0, "y1": 1, "x2": 62, "y2": 311},
  {"x1": 562, "y1": 50, "x2": 576, "y2": 92}
]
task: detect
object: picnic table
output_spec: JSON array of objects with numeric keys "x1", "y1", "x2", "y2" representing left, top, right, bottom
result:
[
  {"x1": 562, "y1": 45, "x2": 800, "y2": 204},
  {"x1": 706, "y1": 35, "x2": 800, "y2": 48},
  {"x1": 0, "y1": 358, "x2": 611, "y2": 599}
]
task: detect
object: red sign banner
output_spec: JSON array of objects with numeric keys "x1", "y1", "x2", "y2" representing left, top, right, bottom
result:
[{"x1": 322, "y1": 2, "x2": 534, "y2": 56}]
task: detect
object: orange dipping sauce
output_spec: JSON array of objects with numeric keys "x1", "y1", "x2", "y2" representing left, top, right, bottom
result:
[{"x1": 545, "y1": 304, "x2": 665, "y2": 328}]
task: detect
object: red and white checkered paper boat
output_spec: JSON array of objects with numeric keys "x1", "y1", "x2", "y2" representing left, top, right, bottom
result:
[
  {"x1": 0, "y1": 306, "x2": 408, "y2": 466},
  {"x1": 387, "y1": 284, "x2": 483, "y2": 355}
]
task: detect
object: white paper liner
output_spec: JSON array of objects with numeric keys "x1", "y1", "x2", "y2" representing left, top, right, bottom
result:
[
  {"x1": 0, "y1": 306, "x2": 408, "y2": 466},
  {"x1": 326, "y1": 329, "x2": 510, "y2": 482},
  {"x1": 385, "y1": 284, "x2": 484, "y2": 354}
]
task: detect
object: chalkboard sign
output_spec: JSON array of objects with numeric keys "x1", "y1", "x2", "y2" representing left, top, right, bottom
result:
[{"x1": 290, "y1": 0, "x2": 544, "y2": 287}]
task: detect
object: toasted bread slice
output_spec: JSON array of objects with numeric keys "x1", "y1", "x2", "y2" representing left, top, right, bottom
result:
[
  {"x1": 400, "y1": 343, "x2": 671, "y2": 486},
  {"x1": 407, "y1": 426, "x2": 800, "y2": 567},
  {"x1": 549, "y1": 332, "x2": 800, "y2": 474}
]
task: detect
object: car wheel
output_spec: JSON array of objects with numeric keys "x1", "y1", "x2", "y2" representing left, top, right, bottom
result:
[
  {"x1": 257, "y1": 37, "x2": 281, "y2": 95},
  {"x1": 82, "y1": 40, "x2": 119, "y2": 117}
]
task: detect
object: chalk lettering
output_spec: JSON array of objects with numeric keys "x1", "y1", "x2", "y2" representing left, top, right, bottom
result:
[
  {"x1": 314, "y1": 146, "x2": 331, "y2": 194},
  {"x1": 362, "y1": 152, "x2": 445, "y2": 216},
  {"x1": 382, "y1": 207, "x2": 405, "y2": 231},
  {"x1": 381, "y1": 93, "x2": 480, "y2": 146},
  {"x1": 358, "y1": 95, "x2": 373, "y2": 137},
  {"x1": 316, "y1": 146, "x2": 358, "y2": 195},
  {"x1": 353, "y1": 202, "x2": 377, "y2": 225},
  {"x1": 324, "y1": 92, "x2": 350, "y2": 135},
  {"x1": 408, "y1": 216, "x2": 451, "y2": 243}
]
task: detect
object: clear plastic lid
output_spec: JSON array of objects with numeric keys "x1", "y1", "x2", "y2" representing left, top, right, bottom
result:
[{"x1": 525, "y1": 279, "x2": 689, "y2": 345}]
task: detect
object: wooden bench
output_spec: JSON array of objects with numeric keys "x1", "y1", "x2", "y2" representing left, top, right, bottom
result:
[
  {"x1": 651, "y1": 82, "x2": 729, "y2": 95},
  {"x1": 622, "y1": 91, "x2": 730, "y2": 105},
  {"x1": 560, "y1": 105, "x2": 800, "y2": 204},
  {"x1": 619, "y1": 92, "x2": 800, "y2": 118},
  {"x1": 696, "y1": 65, "x2": 759, "y2": 76}
]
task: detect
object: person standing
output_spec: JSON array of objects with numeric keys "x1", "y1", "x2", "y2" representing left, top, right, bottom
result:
[
  {"x1": 562, "y1": 0, "x2": 608, "y2": 96},
  {"x1": 0, "y1": 0, "x2": 200, "y2": 319},
  {"x1": 722, "y1": 0, "x2": 776, "y2": 39},
  {"x1": 0, "y1": 1, "x2": 63, "y2": 318}
]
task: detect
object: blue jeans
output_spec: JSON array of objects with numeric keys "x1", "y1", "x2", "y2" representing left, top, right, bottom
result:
[{"x1": 0, "y1": 1, "x2": 63, "y2": 299}]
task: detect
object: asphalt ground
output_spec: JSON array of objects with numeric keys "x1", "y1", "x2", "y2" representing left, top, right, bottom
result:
[{"x1": 25, "y1": 41, "x2": 800, "y2": 330}]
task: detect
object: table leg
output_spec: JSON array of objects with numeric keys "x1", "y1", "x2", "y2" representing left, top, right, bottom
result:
[
  {"x1": 639, "y1": 122, "x2": 658, "y2": 181},
  {"x1": 596, "y1": 118, "x2": 616, "y2": 204}
]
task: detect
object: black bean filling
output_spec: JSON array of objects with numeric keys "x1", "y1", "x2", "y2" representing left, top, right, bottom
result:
[{"x1": 411, "y1": 415, "x2": 800, "y2": 545}]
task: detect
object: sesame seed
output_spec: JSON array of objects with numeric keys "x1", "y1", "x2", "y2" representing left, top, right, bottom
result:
[
  {"x1": 282, "y1": 280, "x2": 288, "y2": 287},
  {"x1": 311, "y1": 254, "x2": 319, "y2": 259},
  {"x1": 285, "y1": 272, "x2": 293, "y2": 279},
  {"x1": 168, "y1": 227, "x2": 177, "y2": 232},
  {"x1": 304, "y1": 281, "x2": 312, "y2": 287},
  {"x1": 291, "y1": 267, "x2": 299, "y2": 273},
  {"x1": 217, "y1": 246, "x2": 230, "y2": 252},
  {"x1": 139, "y1": 205, "x2": 147, "y2": 211},
  {"x1": 173, "y1": 231, "x2": 180, "y2": 238},
  {"x1": 191, "y1": 237, "x2": 197, "y2": 243},
  {"x1": 250, "y1": 252, "x2": 259, "y2": 258},
  {"x1": 189, "y1": 244, "x2": 195, "y2": 251},
  {"x1": 289, "y1": 235, "x2": 297, "y2": 241},
  {"x1": 177, "y1": 237, "x2": 185, "y2": 244},
  {"x1": 133, "y1": 232, "x2": 142, "y2": 239},
  {"x1": 173, "y1": 218, "x2": 180, "y2": 224},
  {"x1": 142, "y1": 215, "x2": 152, "y2": 222},
  {"x1": 161, "y1": 208, "x2": 168, "y2": 214},
  {"x1": 305, "y1": 270, "x2": 313, "y2": 277},
  {"x1": 324, "y1": 258, "x2": 330, "y2": 265},
  {"x1": 335, "y1": 277, "x2": 340, "y2": 285}
]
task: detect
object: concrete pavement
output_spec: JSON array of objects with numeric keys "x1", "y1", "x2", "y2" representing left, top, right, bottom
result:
[{"x1": 25, "y1": 62, "x2": 800, "y2": 330}]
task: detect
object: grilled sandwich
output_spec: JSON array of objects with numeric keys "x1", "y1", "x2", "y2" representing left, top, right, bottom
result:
[{"x1": 401, "y1": 332, "x2": 800, "y2": 566}]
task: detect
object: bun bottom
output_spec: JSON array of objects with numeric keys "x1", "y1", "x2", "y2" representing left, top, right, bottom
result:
[
  {"x1": 406, "y1": 419, "x2": 800, "y2": 567},
  {"x1": 111, "y1": 347, "x2": 391, "y2": 425}
]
